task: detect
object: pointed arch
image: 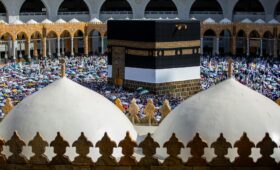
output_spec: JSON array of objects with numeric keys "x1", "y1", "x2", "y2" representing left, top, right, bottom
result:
[
  {"x1": 219, "y1": 29, "x2": 232, "y2": 55},
  {"x1": 203, "y1": 29, "x2": 216, "y2": 37}
]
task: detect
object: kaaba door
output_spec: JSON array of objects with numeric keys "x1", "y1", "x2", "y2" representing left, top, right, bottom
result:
[{"x1": 112, "y1": 47, "x2": 125, "y2": 86}]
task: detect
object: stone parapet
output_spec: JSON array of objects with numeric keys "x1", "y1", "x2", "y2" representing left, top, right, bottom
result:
[{"x1": 0, "y1": 132, "x2": 279, "y2": 169}]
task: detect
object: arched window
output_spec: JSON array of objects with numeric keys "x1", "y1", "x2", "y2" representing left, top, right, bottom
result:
[
  {"x1": 20, "y1": 0, "x2": 47, "y2": 15},
  {"x1": 0, "y1": 1, "x2": 6, "y2": 16},
  {"x1": 219, "y1": 29, "x2": 232, "y2": 55},
  {"x1": 233, "y1": 0, "x2": 264, "y2": 13},
  {"x1": 58, "y1": 0, "x2": 89, "y2": 14},
  {"x1": 190, "y1": 0, "x2": 222, "y2": 14},
  {"x1": 145, "y1": 0, "x2": 177, "y2": 12},
  {"x1": 100, "y1": 0, "x2": 132, "y2": 12},
  {"x1": 204, "y1": 29, "x2": 216, "y2": 37},
  {"x1": 249, "y1": 30, "x2": 260, "y2": 38},
  {"x1": 203, "y1": 29, "x2": 216, "y2": 55},
  {"x1": 236, "y1": 30, "x2": 247, "y2": 55}
]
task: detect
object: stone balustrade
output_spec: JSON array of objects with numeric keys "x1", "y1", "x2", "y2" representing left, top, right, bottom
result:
[{"x1": 0, "y1": 131, "x2": 279, "y2": 169}]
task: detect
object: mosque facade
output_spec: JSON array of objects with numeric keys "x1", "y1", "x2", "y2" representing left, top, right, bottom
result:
[{"x1": 0, "y1": 0, "x2": 279, "y2": 61}]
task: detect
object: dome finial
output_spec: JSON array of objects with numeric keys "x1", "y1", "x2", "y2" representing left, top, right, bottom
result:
[
  {"x1": 60, "y1": 59, "x2": 66, "y2": 78},
  {"x1": 228, "y1": 58, "x2": 233, "y2": 78}
]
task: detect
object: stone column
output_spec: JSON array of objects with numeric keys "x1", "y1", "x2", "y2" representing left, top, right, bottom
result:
[
  {"x1": 26, "y1": 39, "x2": 31, "y2": 60},
  {"x1": 246, "y1": 37, "x2": 250, "y2": 56},
  {"x1": 19, "y1": 41, "x2": 22, "y2": 59},
  {"x1": 42, "y1": 36, "x2": 47, "y2": 58},
  {"x1": 101, "y1": 37, "x2": 104, "y2": 54},
  {"x1": 216, "y1": 37, "x2": 219, "y2": 55},
  {"x1": 212, "y1": 37, "x2": 215, "y2": 56},
  {"x1": 230, "y1": 36, "x2": 235, "y2": 55},
  {"x1": 48, "y1": 39, "x2": 51, "y2": 57},
  {"x1": 200, "y1": 37, "x2": 203, "y2": 55},
  {"x1": 88, "y1": 37, "x2": 92, "y2": 54},
  {"x1": 260, "y1": 39, "x2": 263, "y2": 57},
  {"x1": 61, "y1": 38, "x2": 65, "y2": 56},
  {"x1": 74, "y1": 38, "x2": 79, "y2": 54},
  {"x1": 71, "y1": 36, "x2": 74, "y2": 57},
  {"x1": 57, "y1": 37, "x2": 61, "y2": 57},
  {"x1": 4, "y1": 43, "x2": 8, "y2": 61},
  {"x1": 274, "y1": 38, "x2": 278, "y2": 58},
  {"x1": 12, "y1": 40, "x2": 16, "y2": 61},
  {"x1": 33, "y1": 39, "x2": 38, "y2": 58},
  {"x1": 84, "y1": 35, "x2": 88, "y2": 56}
]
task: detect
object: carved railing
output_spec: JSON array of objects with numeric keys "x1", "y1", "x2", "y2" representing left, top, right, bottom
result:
[{"x1": 0, "y1": 131, "x2": 279, "y2": 169}]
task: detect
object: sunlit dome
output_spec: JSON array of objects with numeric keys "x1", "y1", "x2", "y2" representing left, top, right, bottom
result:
[
  {"x1": 0, "y1": 20, "x2": 7, "y2": 24},
  {"x1": 89, "y1": 17, "x2": 102, "y2": 24},
  {"x1": 268, "y1": 19, "x2": 279, "y2": 24},
  {"x1": 153, "y1": 78, "x2": 280, "y2": 160},
  {"x1": 241, "y1": 18, "x2": 253, "y2": 23},
  {"x1": 0, "y1": 77, "x2": 137, "y2": 159},
  {"x1": 27, "y1": 19, "x2": 38, "y2": 24},
  {"x1": 255, "y1": 19, "x2": 265, "y2": 24},
  {"x1": 219, "y1": 18, "x2": 232, "y2": 24},
  {"x1": 203, "y1": 18, "x2": 216, "y2": 24},
  {"x1": 55, "y1": 18, "x2": 67, "y2": 24},
  {"x1": 190, "y1": 17, "x2": 197, "y2": 20},
  {"x1": 41, "y1": 19, "x2": 53, "y2": 24},
  {"x1": 11, "y1": 19, "x2": 24, "y2": 25},
  {"x1": 69, "y1": 18, "x2": 80, "y2": 23}
]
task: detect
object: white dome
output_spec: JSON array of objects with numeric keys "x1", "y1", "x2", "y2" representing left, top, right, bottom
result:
[
  {"x1": 219, "y1": 18, "x2": 232, "y2": 24},
  {"x1": 11, "y1": 19, "x2": 24, "y2": 25},
  {"x1": 268, "y1": 19, "x2": 279, "y2": 24},
  {"x1": 203, "y1": 18, "x2": 216, "y2": 24},
  {"x1": 190, "y1": 17, "x2": 197, "y2": 20},
  {"x1": 27, "y1": 19, "x2": 38, "y2": 24},
  {"x1": 41, "y1": 19, "x2": 53, "y2": 24},
  {"x1": 89, "y1": 17, "x2": 102, "y2": 24},
  {"x1": 69, "y1": 18, "x2": 80, "y2": 23},
  {"x1": 0, "y1": 77, "x2": 137, "y2": 159},
  {"x1": 241, "y1": 18, "x2": 253, "y2": 23},
  {"x1": 153, "y1": 78, "x2": 280, "y2": 160},
  {"x1": 0, "y1": 20, "x2": 7, "y2": 24},
  {"x1": 255, "y1": 19, "x2": 265, "y2": 24},
  {"x1": 55, "y1": 18, "x2": 66, "y2": 24}
]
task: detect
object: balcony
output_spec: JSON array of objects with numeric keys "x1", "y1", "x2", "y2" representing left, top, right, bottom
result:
[
  {"x1": 99, "y1": 11, "x2": 133, "y2": 21},
  {"x1": 58, "y1": 11, "x2": 89, "y2": 15},
  {"x1": 19, "y1": 12, "x2": 46, "y2": 16},
  {"x1": 144, "y1": 11, "x2": 178, "y2": 19},
  {"x1": 190, "y1": 11, "x2": 222, "y2": 15}
]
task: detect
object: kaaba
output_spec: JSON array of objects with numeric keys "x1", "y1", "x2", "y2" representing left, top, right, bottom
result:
[{"x1": 107, "y1": 20, "x2": 201, "y2": 98}]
